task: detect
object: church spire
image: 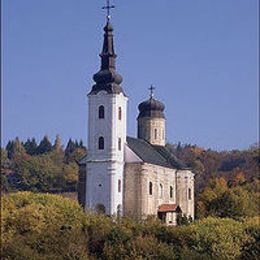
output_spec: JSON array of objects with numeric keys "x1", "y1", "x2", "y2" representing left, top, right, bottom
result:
[
  {"x1": 100, "y1": 21, "x2": 117, "y2": 70},
  {"x1": 89, "y1": 1, "x2": 124, "y2": 95}
]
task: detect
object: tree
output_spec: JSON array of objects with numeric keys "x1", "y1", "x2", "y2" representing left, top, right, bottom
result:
[
  {"x1": 233, "y1": 171, "x2": 246, "y2": 186},
  {"x1": 79, "y1": 140, "x2": 86, "y2": 149},
  {"x1": 53, "y1": 135, "x2": 62, "y2": 152},
  {"x1": 37, "y1": 136, "x2": 53, "y2": 154},
  {"x1": 1, "y1": 192, "x2": 88, "y2": 259},
  {"x1": 6, "y1": 140, "x2": 14, "y2": 159},
  {"x1": 64, "y1": 139, "x2": 77, "y2": 163},
  {"x1": 23, "y1": 138, "x2": 38, "y2": 155},
  {"x1": 5, "y1": 137, "x2": 28, "y2": 161}
]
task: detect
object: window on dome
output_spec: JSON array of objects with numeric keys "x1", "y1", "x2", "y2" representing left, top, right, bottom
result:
[
  {"x1": 98, "y1": 105, "x2": 105, "y2": 119},
  {"x1": 98, "y1": 137, "x2": 104, "y2": 150},
  {"x1": 154, "y1": 129, "x2": 158, "y2": 140}
]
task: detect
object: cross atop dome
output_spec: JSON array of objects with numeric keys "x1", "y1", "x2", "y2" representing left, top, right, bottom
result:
[
  {"x1": 102, "y1": 0, "x2": 115, "y2": 22},
  {"x1": 149, "y1": 85, "x2": 155, "y2": 99}
]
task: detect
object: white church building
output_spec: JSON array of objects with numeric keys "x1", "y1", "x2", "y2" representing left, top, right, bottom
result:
[{"x1": 78, "y1": 14, "x2": 194, "y2": 225}]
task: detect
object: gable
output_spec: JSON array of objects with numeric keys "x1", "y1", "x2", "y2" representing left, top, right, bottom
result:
[{"x1": 125, "y1": 144, "x2": 143, "y2": 163}]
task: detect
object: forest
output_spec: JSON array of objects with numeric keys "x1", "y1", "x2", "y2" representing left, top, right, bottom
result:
[{"x1": 1, "y1": 136, "x2": 259, "y2": 259}]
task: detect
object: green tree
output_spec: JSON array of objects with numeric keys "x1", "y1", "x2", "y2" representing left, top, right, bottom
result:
[
  {"x1": 37, "y1": 136, "x2": 53, "y2": 154},
  {"x1": 1, "y1": 192, "x2": 88, "y2": 259},
  {"x1": 216, "y1": 187, "x2": 259, "y2": 218},
  {"x1": 64, "y1": 139, "x2": 76, "y2": 162},
  {"x1": 6, "y1": 137, "x2": 28, "y2": 161},
  {"x1": 23, "y1": 138, "x2": 38, "y2": 155},
  {"x1": 6, "y1": 140, "x2": 14, "y2": 159}
]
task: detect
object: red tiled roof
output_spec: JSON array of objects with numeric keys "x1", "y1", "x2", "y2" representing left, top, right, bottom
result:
[{"x1": 158, "y1": 204, "x2": 182, "y2": 213}]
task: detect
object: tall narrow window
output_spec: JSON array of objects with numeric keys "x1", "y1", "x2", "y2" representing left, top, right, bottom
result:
[
  {"x1": 118, "y1": 180, "x2": 121, "y2": 193},
  {"x1": 149, "y1": 182, "x2": 153, "y2": 195},
  {"x1": 118, "y1": 138, "x2": 122, "y2": 151},
  {"x1": 118, "y1": 107, "x2": 122, "y2": 120},
  {"x1": 188, "y1": 188, "x2": 192, "y2": 200},
  {"x1": 170, "y1": 186, "x2": 173, "y2": 198},
  {"x1": 98, "y1": 105, "x2": 105, "y2": 119},
  {"x1": 154, "y1": 129, "x2": 158, "y2": 140},
  {"x1": 98, "y1": 137, "x2": 104, "y2": 150},
  {"x1": 160, "y1": 184, "x2": 163, "y2": 198}
]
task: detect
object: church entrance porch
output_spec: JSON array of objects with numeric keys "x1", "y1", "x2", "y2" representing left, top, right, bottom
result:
[
  {"x1": 157, "y1": 212, "x2": 166, "y2": 223},
  {"x1": 158, "y1": 204, "x2": 182, "y2": 226}
]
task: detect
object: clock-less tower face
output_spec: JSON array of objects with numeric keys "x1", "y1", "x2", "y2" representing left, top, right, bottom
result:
[
  {"x1": 86, "y1": 90, "x2": 127, "y2": 216},
  {"x1": 138, "y1": 116, "x2": 165, "y2": 146}
]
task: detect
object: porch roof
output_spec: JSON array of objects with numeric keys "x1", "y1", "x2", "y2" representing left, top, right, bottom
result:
[{"x1": 158, "y1": 204, "x2": 182, "y2": 213}]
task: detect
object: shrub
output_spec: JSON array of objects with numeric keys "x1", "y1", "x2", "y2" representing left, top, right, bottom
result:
[{"x1": 1, "y1": 192, "x2": 88, "y2": 259}]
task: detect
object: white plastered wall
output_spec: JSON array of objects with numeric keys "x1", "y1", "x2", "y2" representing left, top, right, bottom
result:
[{"x1": 86, "y1": 91, "x2": 128, "y2": 215}]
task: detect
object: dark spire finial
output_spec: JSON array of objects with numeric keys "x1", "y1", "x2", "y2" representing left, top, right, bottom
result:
[
  {"x1": 102, "y1": 0, "x2": 115, "y2": 22},
  {"x1": 149, "y1": 85, "x2": 155, "y2": 99},
  {"x1": 89, "y1": 1, "x2": 124, "y2": 95}
]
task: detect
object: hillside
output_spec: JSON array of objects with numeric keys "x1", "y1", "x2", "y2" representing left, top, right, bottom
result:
[{"x1": 1, "y1": 136, "x2": 259, "y2": 219}]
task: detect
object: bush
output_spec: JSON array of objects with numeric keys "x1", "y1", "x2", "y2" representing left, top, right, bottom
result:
[
  {"x1": 1, "y1": 192, "x2": 259, "y2": 259},
  {"x1": 1, "y1": 192, "x2": 88, "y2": 259},
  {"x1": 241, "y1": 217, "x2": 260, "y2": 259}
]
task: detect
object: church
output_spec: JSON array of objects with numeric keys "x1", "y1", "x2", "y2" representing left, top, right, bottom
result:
[{"x1": 78, "y1": 10, "x2": 194, "y2": 225}]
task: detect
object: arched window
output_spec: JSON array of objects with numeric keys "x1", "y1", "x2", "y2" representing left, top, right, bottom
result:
[
  {"x1": 96, "y1": 204, "x2": 106, "y2": 214},
  {"x1": 170, "y1": 186, "x2": 173, "y2": 198},
  {"x1": 154, "y1": 129, "x2": 158, "y2": 140},
  {"x1": 98, "y1": 137, "x2": 104, "y2": 150},
  {"x1": 118, "y1": 107, "x2": 122, "y2": 120},
  {"x1": 188, "y1": 188, "x2": 192, "y2": 200},
  {"x1": 98, "y1": 105, "x2": 105, "y2": 119},
  {"x1": 149, "y1": 182, "x2": 153, "y2": 195},
  {"x1": 118, "y1": 138, "x2": 122, "y2": 151},
  {"x1": 118, "y1": 179, "x2": 121, "y2": 193},
  {"x1": 160, "y1": 184, "x2": 163, "y2": 198}
]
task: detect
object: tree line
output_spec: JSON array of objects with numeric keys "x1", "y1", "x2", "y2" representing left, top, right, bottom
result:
[
  {"x1": 1, "y1": 135, "x2": 87, "y2": 193},
  {"x1": 166, "y1": 142, "x2": 259, "y2": 220},
  {"x1": 1, "y1": 137, "x2": 259, "y2": 220}
]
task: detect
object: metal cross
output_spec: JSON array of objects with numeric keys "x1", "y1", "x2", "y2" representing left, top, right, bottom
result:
[
  {"x1": 102, "y1": 0, "x2": 115, "y2": 21},
  {"x1": 149, "y1": 85, "x2": 155, "y2": 98}
]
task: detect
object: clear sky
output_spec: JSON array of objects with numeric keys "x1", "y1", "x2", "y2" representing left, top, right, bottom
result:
[{"x1": 2, "y1": 0, "x2": 259, "y2": 150}]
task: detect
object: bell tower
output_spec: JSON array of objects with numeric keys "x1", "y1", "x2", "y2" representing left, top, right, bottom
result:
[
  {"x1": 137, "y1": 86, "x2": 166, "y2": 146},
  {"x1": 85, "y1": 3, "x2": 127, "y2": 216}
]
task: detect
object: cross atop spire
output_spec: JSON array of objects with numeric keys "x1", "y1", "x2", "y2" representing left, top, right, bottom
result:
[
  {"x1": 149, "y1": 85, "x2": 155, "y2": 99},
  {"x1": 102, "y1": 0, "x2": 115, "y2": 22}
]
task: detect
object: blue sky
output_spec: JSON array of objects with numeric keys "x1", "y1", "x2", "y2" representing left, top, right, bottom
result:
[{"x1": 2, "y1": 0, "x2": 259, "y2": 150}]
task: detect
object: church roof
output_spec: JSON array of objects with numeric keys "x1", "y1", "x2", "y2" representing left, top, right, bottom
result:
[
  {"x1": 137, "y1": 86, "x2": 165, "y2": 119},
  {"x1": 138, "y1": 97, "x2": 165, "y2": 119},
  {"x1": 126, "y1": 137, "x2": 187, "y2": 170},
  {"x1": 78, "y1": 137, "x2": 188, "y2": 170},
  {"x1": 158, "y1": 204, "x2": 182, "y2": 213}
]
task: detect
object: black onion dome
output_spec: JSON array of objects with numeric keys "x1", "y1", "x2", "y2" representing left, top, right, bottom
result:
[{"x1": 138, "y1": 97, "x2": 165, "y2": 119}]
